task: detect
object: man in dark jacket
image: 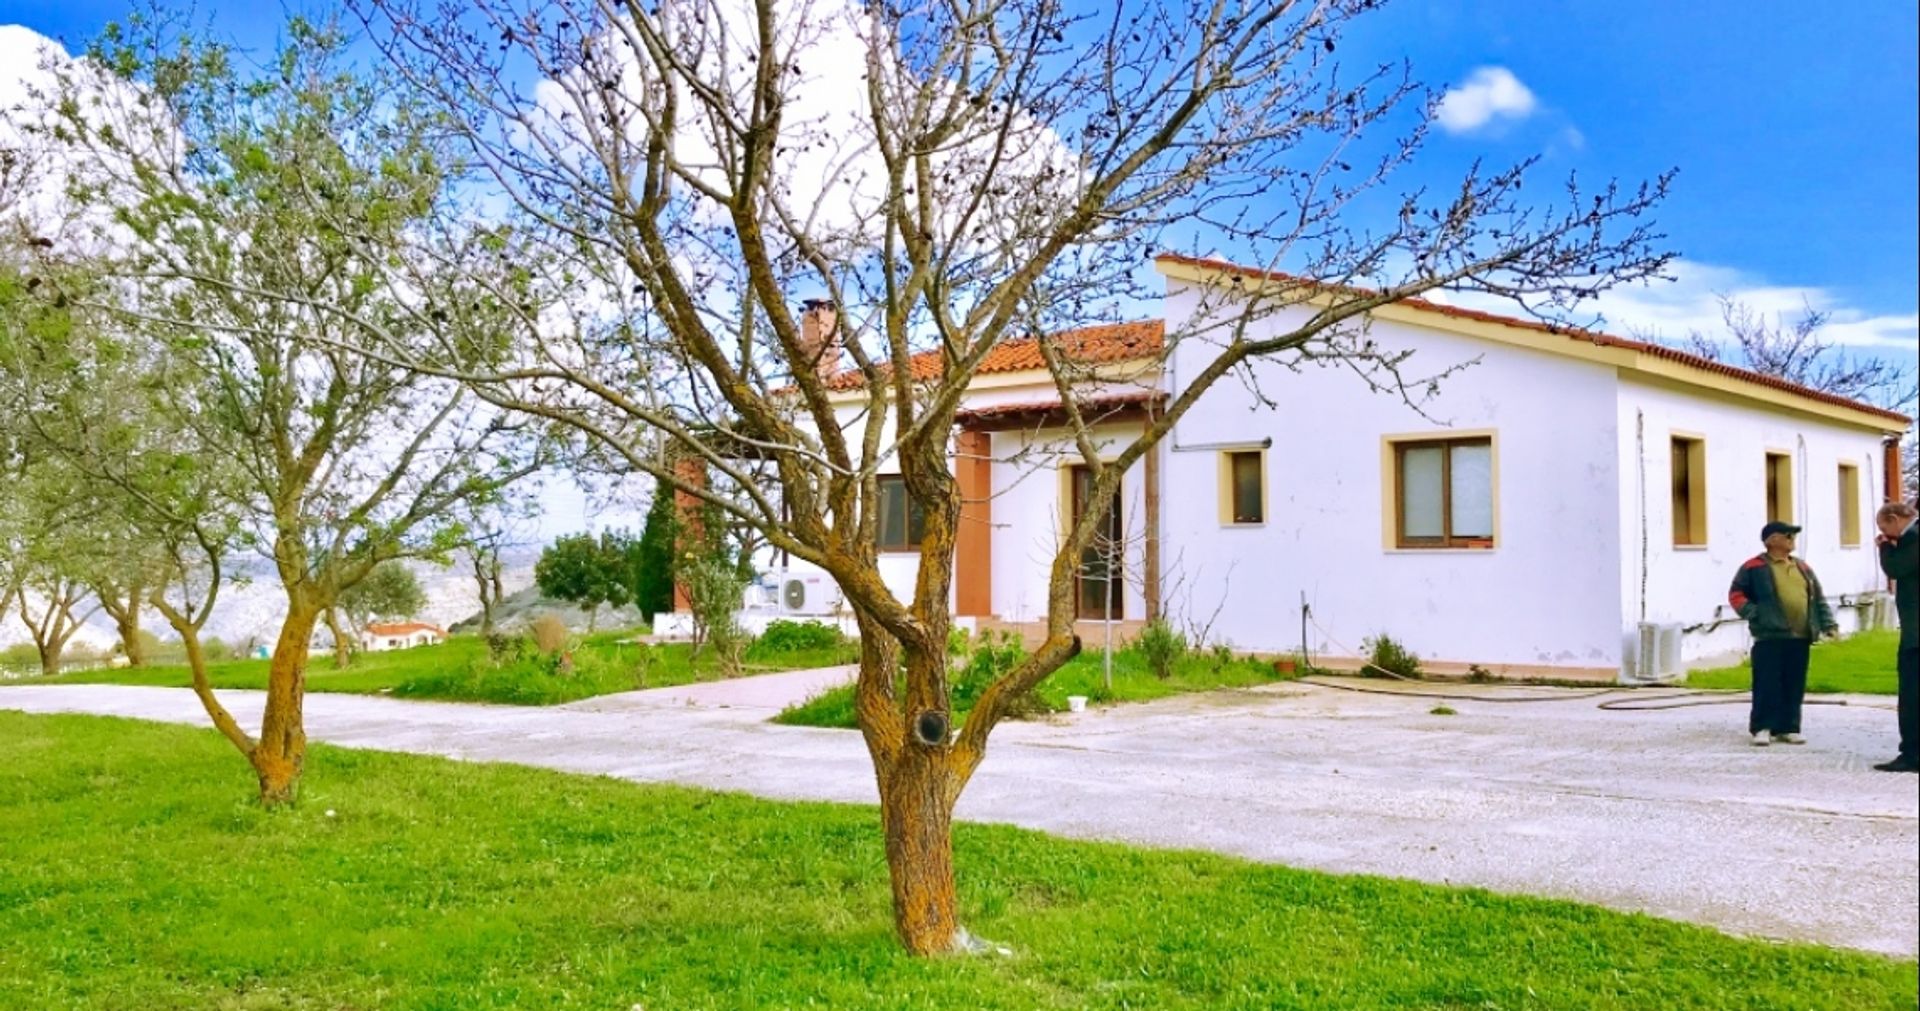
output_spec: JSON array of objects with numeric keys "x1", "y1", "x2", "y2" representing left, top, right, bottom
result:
[
  {"x1": 1872, "y1": 501, "x2": 1918, "y2": 773},
  {"x1": 1729, "y1": 521, "x2": 1839, "y2": 746}
]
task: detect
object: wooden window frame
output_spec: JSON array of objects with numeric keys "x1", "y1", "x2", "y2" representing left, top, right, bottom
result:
[
  {"x1": 1217, "y1": 448, "x2": 1268, "y2": 526},
  {"x1": 1838, "y1": 461, "x2": 1862, "y2": 547},
  {"x1": 875, "y1": 475, "x2": 926, "y2": 553},
  {"x1": 1764, "y1": 450, "x2": 1795, "y2": 524},
  {"x1": 1386, "y1": 434, "x2": 1497, "y2": 550},
  {"x1": 1670, "y1": 434, "x2": 1708, "y2": 548}
]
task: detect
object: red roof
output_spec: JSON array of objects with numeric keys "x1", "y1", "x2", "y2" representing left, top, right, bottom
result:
[
  {"x1": 823, "y1": 320, "x2": 1165, "y2": 391},
  {"x1": 366, "y1": 622, "x2": 446, "y2": 638},
  {"x1": 1154, "y1": 253, "x2": 1912, "y2": 426}
]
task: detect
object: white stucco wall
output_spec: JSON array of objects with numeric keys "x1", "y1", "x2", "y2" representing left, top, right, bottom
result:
[
  {"x1": 988, "y1": 422, "x2": 1151, "y2": 623},
  {"x1": 1616, "y1": 377, "x2": 1893, "y2": 667},
  {"x1": 1157, "y1": 283, "x2": 1627, "y2": 671}
]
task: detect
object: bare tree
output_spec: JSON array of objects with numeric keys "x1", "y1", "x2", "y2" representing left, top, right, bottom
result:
[
  {"x1": 1674, "y1": 296, "x2": 1917, "y2": 410},
  {"x1": 300, "y1": 0, "x2": 1679, "y2": 953}
]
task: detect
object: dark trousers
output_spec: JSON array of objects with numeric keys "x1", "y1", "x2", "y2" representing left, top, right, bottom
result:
[
  {"x1": 1750, "y1": 638, "x2": 1811, "y2": 735},
  {"x1": 1899, "y1": 645, "x2": 1918, "y2": 761}
]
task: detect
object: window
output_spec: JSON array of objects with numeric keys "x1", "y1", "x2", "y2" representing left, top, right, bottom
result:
[
  {"x1": 1218, "y1": 450, "x2": 1266, "y2": 525},
  {"x1": 876, "y1": 475, "x2": 926, "y2": 552},
  {"x1": 1765, "y1": 451, "x2": 1794, "y2": 523},
  {"x1": 1671, "y1": 436, "x2": 1707, "y2": 546},
  {"x1": 1839, "y1": 463, "x2": 1862, "y2": 546},
  {"x1": 1392, "y1": 437, "x2": 1494, "y2": 548}
]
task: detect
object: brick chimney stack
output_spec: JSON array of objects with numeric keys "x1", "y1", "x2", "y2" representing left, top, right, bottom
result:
[{"x1": 799, "y1": 299, "x2": 841, "y2": 380}]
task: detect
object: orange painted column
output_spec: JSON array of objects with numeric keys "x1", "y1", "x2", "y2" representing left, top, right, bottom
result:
[
  {"x1": 671, "y1": 455, "x2": 708, "y2": 614},
  {"x1": 954, "y1": 430, "x2": 993, "y2": 617},
  {"x1": 1885, "y1": 436, "x2": 1905, "y2": 504}
]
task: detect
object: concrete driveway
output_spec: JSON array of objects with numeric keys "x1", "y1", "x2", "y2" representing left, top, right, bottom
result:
[{"x1": 3, "y1": 675, "x2": 1914, "y2": 957}]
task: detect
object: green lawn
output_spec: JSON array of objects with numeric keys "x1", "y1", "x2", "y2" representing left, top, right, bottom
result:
[
  {"x1": 20, "y1": 629, "x2": 857, "y2": 706},
  {"x1": 1, "y1": 713, "x2": 1911, "y2": 1010},
  {"x1": 777, "y1": 645, "x2": 1292, "y2": 728},
  {"x1": 1685, "y1": 629, "x2": 1901, "y2": 694}
]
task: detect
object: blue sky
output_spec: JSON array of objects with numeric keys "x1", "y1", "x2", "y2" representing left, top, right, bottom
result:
[
  {"x1": 9, "y1": 0, "x2": 1913, "y2": 342},
  {"x1": 5, "y1": 0, "x2": 1915, "y2": 534}
]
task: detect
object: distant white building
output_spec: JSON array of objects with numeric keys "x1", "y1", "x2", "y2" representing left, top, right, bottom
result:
[{"x1": 361, "y1": 622, "x2": 448, "y2": 652}]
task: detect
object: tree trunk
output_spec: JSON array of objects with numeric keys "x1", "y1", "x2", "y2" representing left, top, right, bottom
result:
[
  {"x1": 114, "y1": 604, "x2": 146, "y2": 667},
  {"x1": 252, "y1": 602, "x2": 319, "y2": 807},
  {"x1": 326, "y1": 607, "x2": 352, "y2": 669},
  {"x1": 878, "y1": 749, "x2": 963, "y2": 955},
  {"x1": 38, "y1": 643, "x2": 61, "y2": 678}
]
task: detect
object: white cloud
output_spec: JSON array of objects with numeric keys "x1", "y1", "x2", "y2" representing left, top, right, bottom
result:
[
  {"x1": 1447, "y1": 258, "x2": 1919, "y2": 353},
  {"x1": 1434, "y1": 66, "x2": 1537, "y2": 134}
]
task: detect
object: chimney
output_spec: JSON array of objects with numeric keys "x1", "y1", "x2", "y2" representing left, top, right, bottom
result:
[{"x1": 799, "y1": 299, "x2": 841, "y2": 380}]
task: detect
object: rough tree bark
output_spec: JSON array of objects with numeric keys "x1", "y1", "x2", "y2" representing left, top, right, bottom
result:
[
  {"x1": 254, "y1": 596, "x2": 320, "y2": 806},
  {"x1": 326, "y1": 607, "x2": 353, "y2": 669}
]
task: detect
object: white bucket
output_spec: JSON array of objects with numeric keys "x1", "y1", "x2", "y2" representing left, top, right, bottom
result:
[{"x1": 1066, "y1": 695, "x2": 1088, "y2": 713}]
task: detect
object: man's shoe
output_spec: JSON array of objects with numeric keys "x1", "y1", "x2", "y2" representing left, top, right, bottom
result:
[
  {"x1": 1871, "y1": 756, "x2": 1920, "y2": 773},
  {"x1": 1772, "y1": 732, "x2": 1806, "y2": 745},
  {"x1": 1751, "y1": 731, "x2": 1771, "y2": 747}
]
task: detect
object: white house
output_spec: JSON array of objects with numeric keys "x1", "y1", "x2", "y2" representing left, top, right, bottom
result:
[
  {"x1": 670, "y1": 257, "x2": 1908, "y2": 682},
  {"x1": 361, "y1": 622, "x2": 448, "y2": 652}
]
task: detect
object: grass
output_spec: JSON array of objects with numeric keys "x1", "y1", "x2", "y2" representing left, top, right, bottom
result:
[
  {"x1": 777, "y1": 644, "x2": 1285, "y2": 729},
  {"x1": 17, "y1": 628, "x2": 857, "y2": 706},
  {"x1": 1, "y1": 712, "x2": 1912, "y2": 1010},
  {"x1": 1684, "y1": 628, "x2": 1901, "y2": 694}
]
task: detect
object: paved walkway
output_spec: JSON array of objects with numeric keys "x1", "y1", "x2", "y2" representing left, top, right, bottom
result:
[{"x1": 3, "y1": 675, "x2": 1914, "y2": 957}]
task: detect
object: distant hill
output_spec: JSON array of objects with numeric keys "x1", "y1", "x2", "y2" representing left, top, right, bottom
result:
[
  {"x1": 449, "y1": 583, "x2": 650, "y2": 636},
  {"x1": 0, "y1": 548, "x2": 546, "y2": 653}
]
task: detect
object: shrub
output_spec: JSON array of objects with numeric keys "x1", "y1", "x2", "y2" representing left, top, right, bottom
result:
[
  {"x1": 753, "y1": 619, "x2": 842, "y2": 654},
  {"x1": 1135, "y1": 618, "x2": 1188, "y2": 680},
  {"x1": 1361, "y1": 633, "x2": 1422, "y2": 679},
  {"x1": 486, "y1": 632, "x2": 532, "y2": 664},
  {"x1": 202, "y1": 637, "x2": 232, "y2": 661},
  {"x1": 530, "y1": 615, "x2": 569, "y2": 654},
  {"x1": 951, "y1": 630, "x2": 1045, "y2": 720},
  {"x1": 681, "y1": 555, "x2": 749, "y2": 678},
  {"x1": 530, "y1": 615, "x2": 573, "y2": 674}
]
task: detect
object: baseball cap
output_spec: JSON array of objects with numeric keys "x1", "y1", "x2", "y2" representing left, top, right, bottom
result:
[{"x1": 1760, "y1": 521, "x2": 1802, "y2": 540}]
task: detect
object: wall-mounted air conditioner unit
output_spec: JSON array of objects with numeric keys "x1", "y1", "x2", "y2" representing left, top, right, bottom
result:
[
  {"x1": 1629, "y1": 621, "x2": 1684, "y2": 684},
  {"x1": 780, "y1": 572, "x2": 838, "y2": 616}
]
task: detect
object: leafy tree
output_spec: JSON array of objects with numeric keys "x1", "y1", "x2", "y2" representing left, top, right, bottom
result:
[
  {"x1": 352, "y1": 0, "x2": 1665, "y2": 953},
  {"x1": 339, "y1": 561, "x2": 428, "y2": 633},
  {"x1": 633, "y1": 488, "x2": 679, "y2": 624},
  {"x1": 535, "y1": 532, "x2": 631, "y2": 632},
  {"x1": 11, "y1": 15, "x2": 547, "y2": 805}
]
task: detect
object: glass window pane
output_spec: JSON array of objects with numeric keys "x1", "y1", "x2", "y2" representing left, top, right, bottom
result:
[
  {"x1": 1449, "y1": 442, "x2": 1493, "y2": 538},
  {"x1": 1231, "y1": 452, "x2": 1263, "y2": 523},
  {"x1": 879, "y1": 479, "x2": 906, "y2": 548},
  {"x1": 1401, "y1": 446, "x2": 1444, "y2": 539}
]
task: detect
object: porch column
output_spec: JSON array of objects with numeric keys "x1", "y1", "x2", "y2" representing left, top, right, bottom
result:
[
  {"x1": 1143, "y1": 433, "x2": 1161, "y2": 622},
  {"x1": 954, "y1": 430, "x2": 993, "y2": 617}
]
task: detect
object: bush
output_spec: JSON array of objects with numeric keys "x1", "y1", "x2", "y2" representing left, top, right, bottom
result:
[
  {"x1": 681, "y1": 555, "x2": 749, "y2": 678},
  {"x1": 753, "y1": 619, "x2": 842, "y2": 654},
  {"x1": 0, "y1": 643, "x2": 39, "y2": 671},
  {"x1": 1361, "y1": 633, "x2": 1422, "y2": 679},
  {"x1": 530, "y1": 615, "x2": 569, "y2": 654},
  {"x1": 951, "y1": 630, "x2": 1046, "y2": 720},
  {"x1": 486, "y1": 632, "x2": 532, "y2": 664},
  {"x1": 1135, "y1": 618, "x2": 1188, "y2": 680},
  {"x1": 530, "y1": 615, "x2": 573, "y2": 674},
  {"x1": 202, "y1": 637, "x2": 233, "y2": 661}
]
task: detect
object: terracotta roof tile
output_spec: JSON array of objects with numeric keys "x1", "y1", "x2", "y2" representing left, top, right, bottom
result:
[
  {"x1": 1154, "y1": 253, "x2": 1912, "y2": 426},
  {"x1": 823, "y1": 320, "x2": 1165, "y2": 391},
  {"x1": 365, "y1": 622, "x2": 447, "y2": 637}
]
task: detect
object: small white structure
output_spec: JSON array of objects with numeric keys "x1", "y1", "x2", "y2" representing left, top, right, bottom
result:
[{"x1": 361, "y1": 621, "x2": 448, "y2": 652}]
